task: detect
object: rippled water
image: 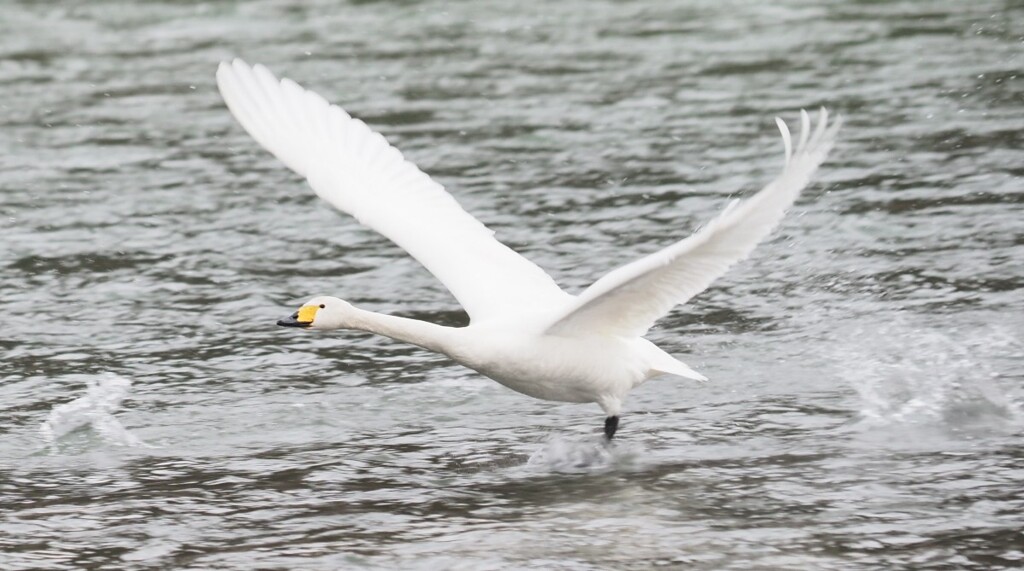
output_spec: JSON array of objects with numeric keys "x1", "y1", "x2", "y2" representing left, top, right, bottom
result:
[{"x1": 2, "y1": 1, "x2": 1023, "y2": 569}]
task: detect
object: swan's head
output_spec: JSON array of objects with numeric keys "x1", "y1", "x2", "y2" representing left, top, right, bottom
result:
[{"x1": 277, "y1": 296, "x2": 353, "y2": 330}]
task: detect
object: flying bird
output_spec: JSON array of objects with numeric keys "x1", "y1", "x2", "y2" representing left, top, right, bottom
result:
[{"x1": 216, "y1": 59, "x2": 840, "y2": 440}]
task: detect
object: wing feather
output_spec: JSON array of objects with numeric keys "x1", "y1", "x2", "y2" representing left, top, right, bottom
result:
[
  {"x1": 546, "y1": 109, "x2": 841, "y2": 337},
  {"x1": 217, "y1": 59, "x2": 571, "y2": 322}
]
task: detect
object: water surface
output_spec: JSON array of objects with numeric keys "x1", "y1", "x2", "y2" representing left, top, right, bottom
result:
[{"x1": 2, "y1": 1, "x2": 1023, "y2": 569}]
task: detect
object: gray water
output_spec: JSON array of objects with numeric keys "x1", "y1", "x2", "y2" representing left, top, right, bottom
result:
[{"x1": 2, "y1": 1, "x2": 1023, "y2": 569}]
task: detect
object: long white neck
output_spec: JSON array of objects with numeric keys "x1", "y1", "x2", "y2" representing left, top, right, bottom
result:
[{"x1": 346, "y1": 307, "x2": 459, "y2": 355}]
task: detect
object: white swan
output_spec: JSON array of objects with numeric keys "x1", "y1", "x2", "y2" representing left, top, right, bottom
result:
[{"x1": 216, "y1": 59, "x2": 840, "y2": 440}]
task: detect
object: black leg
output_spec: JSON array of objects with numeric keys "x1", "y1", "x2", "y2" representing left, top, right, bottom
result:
[{"x1": 604, "y1": 415, "x2": 620, "y2": 441}]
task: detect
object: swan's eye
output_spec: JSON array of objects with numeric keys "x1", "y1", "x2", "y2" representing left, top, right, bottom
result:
[{"x1": 319, "y1": 304, "x2": 325, "y2": 309}]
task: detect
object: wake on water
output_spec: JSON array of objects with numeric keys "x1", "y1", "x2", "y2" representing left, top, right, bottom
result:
[
  {"x1": 40, "y1": 373, "x2": 148, "y2": 449},
  {"x1": 31, "y1": 318, "x2": 1019, "y2": 462},
  {"x1": 525, "y1": 435, "x2": 645, "y2": 473}
]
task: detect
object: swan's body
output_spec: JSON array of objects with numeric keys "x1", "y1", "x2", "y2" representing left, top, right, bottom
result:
[{"x1": 217, "y1": 59, "x2": 840, "y2": 439}]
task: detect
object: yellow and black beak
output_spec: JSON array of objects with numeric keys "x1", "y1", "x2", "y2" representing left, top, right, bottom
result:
[{"x1": 277, "y1": 305, "x2": 317, "y2": 328}]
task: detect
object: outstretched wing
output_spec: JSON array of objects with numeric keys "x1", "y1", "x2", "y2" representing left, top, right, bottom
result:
[
  {"x1": 546, "y1": 109, "x2": 841, "y2": 338},
  {"x1": 217, "y1": 59, "x2": 571, "y2": 323}
]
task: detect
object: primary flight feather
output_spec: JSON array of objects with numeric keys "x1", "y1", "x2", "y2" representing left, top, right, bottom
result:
[
  {"x1": 217, "y1": 58, "x2": 840, "y2": 440},
  {"x1": 217, "y1": 59, "x2": 570, "y2": 324}
]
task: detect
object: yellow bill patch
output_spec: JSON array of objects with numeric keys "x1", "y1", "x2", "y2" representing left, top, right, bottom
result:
[{"x1": 297, "y1": 305, "x2": 319, "y2": 323}]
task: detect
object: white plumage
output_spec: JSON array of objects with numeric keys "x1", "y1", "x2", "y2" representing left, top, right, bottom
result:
[{"x1": 217, "y1": 58, "x2": 840, "y2": 439}]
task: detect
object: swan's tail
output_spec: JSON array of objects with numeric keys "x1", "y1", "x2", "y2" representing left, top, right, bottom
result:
[{"x1": 643, "y1": 341, "x2": 708, "y2": 382}]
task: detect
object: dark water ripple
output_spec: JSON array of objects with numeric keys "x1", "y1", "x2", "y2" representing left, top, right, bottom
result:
[{"x1": 2, "y1": 0, "x2": 1023, "y2": 569}]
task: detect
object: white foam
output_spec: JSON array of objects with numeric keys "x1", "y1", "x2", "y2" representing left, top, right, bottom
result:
[
  {"x1": 525, "y1": 434, "x2": 644, "y2": 473},
  {"x1": 832, "y1": 318, "x2": 1021, "y2": 429},
  {"x1": 40, "y1": 373, "x2": 148, "y2": 448}
]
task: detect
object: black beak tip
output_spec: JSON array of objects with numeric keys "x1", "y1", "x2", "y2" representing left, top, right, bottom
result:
[{"x1": 277, "y1": 314, "x2": 310, "y2": 328}]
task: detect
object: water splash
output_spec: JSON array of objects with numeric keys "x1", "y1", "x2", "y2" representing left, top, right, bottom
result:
[
  {"x1": 833, "y1": 318, "x2": 1022, "y2": 429},
  {"x1": 39, "y1": 373, "x2": 148, "y2": 448},
  {"x1": 525, "y1": 434, "x2": 643, "y2": 473}
]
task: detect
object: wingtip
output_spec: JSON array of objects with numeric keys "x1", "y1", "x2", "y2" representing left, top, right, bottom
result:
[
  {"x1": 216, "y1": 58, "x2": 252, "y2": 83},
  {"x1": 229, "y1": 58, "x2": 261, "y2": 80},
  {"x1": 215, "y1": 60, "x2": 230, "y2": 78},
  {"x1": 775, "y1": 116, "x2": 793, "y2": 164},
  {"x1": 776, "y1": 106, "x2": 843, "y2": 161},
  {"x1": 689, "y1": 370, "x2": 709, "y2": 383},
  {"x1": 219, "y1": 57, "x2": 247, "y2": 70},
  {"x1": 796, "y1": 109, "x2": 811, "y2": 154}
]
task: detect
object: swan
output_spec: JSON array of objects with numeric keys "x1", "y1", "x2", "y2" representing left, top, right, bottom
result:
[{"x1": 216, "y1": 59, "x2": 840, "y2": 440}]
